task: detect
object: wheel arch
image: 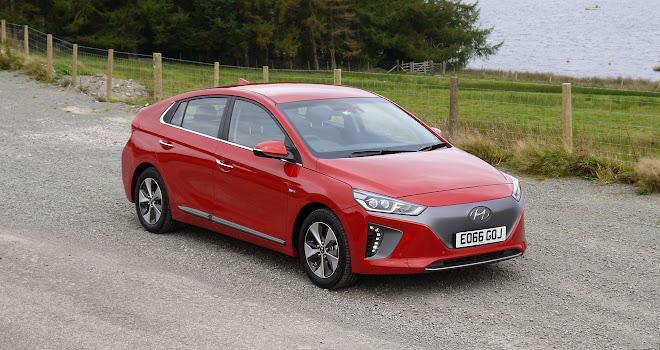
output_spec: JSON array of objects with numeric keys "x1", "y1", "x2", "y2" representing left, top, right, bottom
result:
[
  {"x1": 291, "y1": 202, "x2": 331, "y2": 256},
  {"x1": 130, "y1": 162, "x2": 158, "y2": 202}
]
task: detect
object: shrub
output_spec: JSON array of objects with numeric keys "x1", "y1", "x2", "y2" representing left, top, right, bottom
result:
[
  {"x1": 636, "y1": 157, "x2": 660, "y2": 192},
  {"x1": 22, "y1": 59, "x2": 48, "y2": 81},
  {"x1": 0, "y1": 44, "x2": 49, "y2": 81},
  {"x1": 511, "y1": 141, "x2": 573, "y2": 177},
  {"x1": 0, "y1": 44, "x2": 23, "y2": 71}
]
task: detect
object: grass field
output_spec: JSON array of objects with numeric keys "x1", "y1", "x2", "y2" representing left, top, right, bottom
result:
[{"x1": 6, "y1": 31, "x2": 659, "y2": 166}]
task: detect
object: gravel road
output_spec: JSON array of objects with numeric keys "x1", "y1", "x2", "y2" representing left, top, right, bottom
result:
[{"x1": 1, "y1": 70, "x2": 659, "y2": 349}]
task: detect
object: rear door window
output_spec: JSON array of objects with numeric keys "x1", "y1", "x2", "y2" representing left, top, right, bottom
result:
[{"x1": 179, "y1": 97, "x2": 228, "y2": 138}]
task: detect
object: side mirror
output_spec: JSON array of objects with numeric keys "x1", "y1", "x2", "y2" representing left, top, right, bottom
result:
[
  {"x1": 430, "y1": 127, "x2": 444, "y2": 139},
  {"x1": 253, "y1": 140, "x2": 289, "y2": 160}
]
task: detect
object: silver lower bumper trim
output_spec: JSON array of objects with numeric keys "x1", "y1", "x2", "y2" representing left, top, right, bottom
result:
[{"x1": 424, "y1": 250, "x2": 522, "y2": 272}]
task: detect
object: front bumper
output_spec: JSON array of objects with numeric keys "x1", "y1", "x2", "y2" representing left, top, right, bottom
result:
[{"x1": 344, "y1": 196, "x2": 527, "y2": 275}]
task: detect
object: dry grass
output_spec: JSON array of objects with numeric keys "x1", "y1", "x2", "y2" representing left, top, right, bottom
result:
[
  {"x1": 443, "y1": 130, "x2": 647, "y2": 188},
  {"x1": 505, "y1": 141, "x2": 633, "y2": 183},
  {"x1": 453, "y1": 131, "x2": 512, "y2": 165},
  {"x1": 636, "y1": 157, "x2": 660, "y2": 192},
  {"x1": 0, "y1": 44, "x2": 49, "y2": 81}
]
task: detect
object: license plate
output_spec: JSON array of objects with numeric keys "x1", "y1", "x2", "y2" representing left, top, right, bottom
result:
[{"x1": 455, "y1": 226, "x2": 507, "y2": 248}]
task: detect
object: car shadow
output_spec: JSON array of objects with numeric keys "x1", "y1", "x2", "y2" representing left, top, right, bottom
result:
[{"x1": 158, "y1": 222, "x2": 524, "y2": 295}]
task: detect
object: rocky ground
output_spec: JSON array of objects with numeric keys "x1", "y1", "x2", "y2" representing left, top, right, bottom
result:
[
  {"x1": 59, "y1": 73, "x2": 150, "y2": 101},
  {"x1": 0, "y1": 70, "x2": 658, "y2": 349}
]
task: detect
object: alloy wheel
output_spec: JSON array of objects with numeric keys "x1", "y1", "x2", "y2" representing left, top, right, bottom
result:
[
  {"x1": 303, "y1": 222, "x2": 340, "y2": 279},
  {"x1": 138, "y1": 177, "x2": 163, "y2": 225}
]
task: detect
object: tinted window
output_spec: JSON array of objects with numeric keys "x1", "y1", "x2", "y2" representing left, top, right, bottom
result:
[
  {"x1": 228, "y1": 100, "x2": 286, "y2": 148},
  {"x1": 169, "y1": 102, "x2": 186, "y2": 126},
  {"x1": 180, "y1": 98, "x2": 228, "y2": 137}
]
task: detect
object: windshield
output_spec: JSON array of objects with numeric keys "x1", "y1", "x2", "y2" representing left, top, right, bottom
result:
[{"x1": 277, "y1": 97, "x2": 441, "y2": 159}]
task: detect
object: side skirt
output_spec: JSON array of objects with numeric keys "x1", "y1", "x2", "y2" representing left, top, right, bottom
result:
[{"x1": 179, "y1": 206, "x2": 286, "y2": 246}]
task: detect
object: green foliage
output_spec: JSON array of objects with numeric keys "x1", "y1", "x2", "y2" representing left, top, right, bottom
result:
[
  {"x1": 358, "y1": 0, "x2": 500, "y2": 67},
  {"x1": 0, "y1": 0, "x2": 499, "y2": 68},
  {"x1": 0, "y1": 43, "x2": 23, "y2": 70}
]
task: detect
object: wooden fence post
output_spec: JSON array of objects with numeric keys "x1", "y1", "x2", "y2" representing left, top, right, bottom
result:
[
  {"x1": 449, "y1": 76, "x2": 459, "y2": 140},
  {"x1": 46, "y1": 34, "x2": 53, "y2": 80},
  {"x1": 153, "y1": 53, "x2": 162, "y2": 102},
  {"x1": 442, "y1": 61, "x2": 446, "y2": 76},
  {"x1": 1, "y1": 20, "x2": 6, "y2": 43},
  {"x1": 334, "y1": 68, "x2": 341, "y2": 85},
  {"x1": 23, "y1": 25, "x2": 29, "y2": 56},
  {"x1": 106, "y1": 49, "x2": 113, "y2": 102},
  {"x1": 214, "y1": 62, "x2": 219, "y2": 87},
  {"x1": 72, "y1": 44, "x2": 78, "y2": 86},
  {"x1": 562, "y1": 83, "x2": 573, "y2": 153},
  {"x1": 429, "y1": 60, "x2": 434, "y2": 76},
  {"x1": 263, "y1": 65, "x2": 269, "y2": 83}
]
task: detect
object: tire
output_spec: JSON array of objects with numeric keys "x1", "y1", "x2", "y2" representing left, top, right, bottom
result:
[
  {"x1": 298, "y1": 209, "x2": 358, "y2": 289},
  {"x1": 134, "y1": 167, "x2": 175, "y2": 234}
]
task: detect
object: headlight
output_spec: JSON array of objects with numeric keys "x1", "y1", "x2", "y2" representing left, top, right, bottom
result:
[
  {"x1": 511, "y1": 176, "x2": 522, "y2": 201},
  {"x1": 353, "y1": 189, "x2": 426, "y2": 215}
]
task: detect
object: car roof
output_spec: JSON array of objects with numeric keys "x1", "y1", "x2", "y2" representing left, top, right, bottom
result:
[{"x1": 229, "y1": 83, "x2": 379, "y2": 104}]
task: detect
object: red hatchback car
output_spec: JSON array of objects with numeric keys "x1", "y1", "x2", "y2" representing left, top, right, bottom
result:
[{"x1": 121, "y1": 83, "x2": 526, "y2": 289}]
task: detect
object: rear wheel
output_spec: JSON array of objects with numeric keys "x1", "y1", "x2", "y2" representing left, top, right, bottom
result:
[
  {"x1": 298, "y1": 209, "x2": 358, "y2": 289},
  {"x1": 134, "y1": 167, "x2": 175, "y2": 233}
]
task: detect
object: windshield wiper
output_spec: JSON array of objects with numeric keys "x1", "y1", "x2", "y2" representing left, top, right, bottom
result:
[
  {"x1": 417, "y1": 142, "x2": 447, "y2": 152},
  {"x1": 350, "y1": 149, "x2": 415, "y2": 158}
]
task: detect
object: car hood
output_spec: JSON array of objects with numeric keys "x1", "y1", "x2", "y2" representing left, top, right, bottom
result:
[{"x1": 316, "y1": 147, "x2": 511, "y2": 202}]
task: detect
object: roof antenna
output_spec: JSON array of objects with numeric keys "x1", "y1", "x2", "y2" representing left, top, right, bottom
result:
[{"x1": 238, "y1": 78, "x2": 250, "y2": 86}]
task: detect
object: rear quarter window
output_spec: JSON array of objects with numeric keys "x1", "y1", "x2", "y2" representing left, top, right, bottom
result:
[{"x1": 169, "y1": 102, "x2": 186, "y2": 126}]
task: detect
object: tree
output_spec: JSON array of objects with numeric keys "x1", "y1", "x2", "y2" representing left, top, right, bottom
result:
[
  {"x1": 0, "y1": 0, "x2": 500, "y2": 69},
  {"x1": 302, "y1": 0, "x2": 326, "y2": 70},
  {"x1": 358, "y1": 0, "x2": 500, "y2": 68},
  {"x1": 178, "y1": 0, "x2": 245, "y2": 61},
  {"x1": 325, "y1": 0, "x2": 360, "y2": 69}
]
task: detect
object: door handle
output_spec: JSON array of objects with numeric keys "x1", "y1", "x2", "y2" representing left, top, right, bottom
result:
[
  {"x1": 159, "y1": 140, "x2": 174, "y2": 149},
  {"x1": 216, "y1": 159, "x2": 234, "y2": 170}
]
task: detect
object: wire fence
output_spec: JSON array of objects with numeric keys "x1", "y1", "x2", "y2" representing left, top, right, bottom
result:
[{"x1": 2, "y1": 22, "x2": 659, "y2": 166}]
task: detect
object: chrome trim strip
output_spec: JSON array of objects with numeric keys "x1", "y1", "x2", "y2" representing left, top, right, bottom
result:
[
  {"x1": 158, "y1": 101, "x2": 302, "y2": 166},
  {"x1": 158, "y1": 102, "x2": 175, "y2": 124},
  {"x1": 178, "y1": 206, "x2": 286, "y2": 245},
  {"x1": 424, "y1": 251, "x2": 522, "y2": 272},
  {"x1": 160, "y1": 102, "x2": 302, "y2": 166},
  {"x1": 158, "y1": 101, "x2": 252, "y2": 151}
]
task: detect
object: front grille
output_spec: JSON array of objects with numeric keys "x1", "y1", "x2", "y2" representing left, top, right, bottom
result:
[{"x1": 426, "y1": 249, "x2": 522, "y2": 271}]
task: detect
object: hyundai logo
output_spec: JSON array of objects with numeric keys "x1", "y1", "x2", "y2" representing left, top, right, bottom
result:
[{"x1": 468, "y1": 206, "x2": 492, "y2": 222}]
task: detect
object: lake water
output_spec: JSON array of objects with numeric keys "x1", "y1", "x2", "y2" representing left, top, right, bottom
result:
[{"x1": 468, "y1": 0, "x2": 660, "y2": 81}]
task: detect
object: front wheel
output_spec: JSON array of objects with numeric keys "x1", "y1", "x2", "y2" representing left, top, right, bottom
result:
[
  {"x1": 298, "y1": 209, "x2": 358, "y2": 289},
  {"x1": 134, "y1": 167, "x2": 175, "y2": 234}
]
